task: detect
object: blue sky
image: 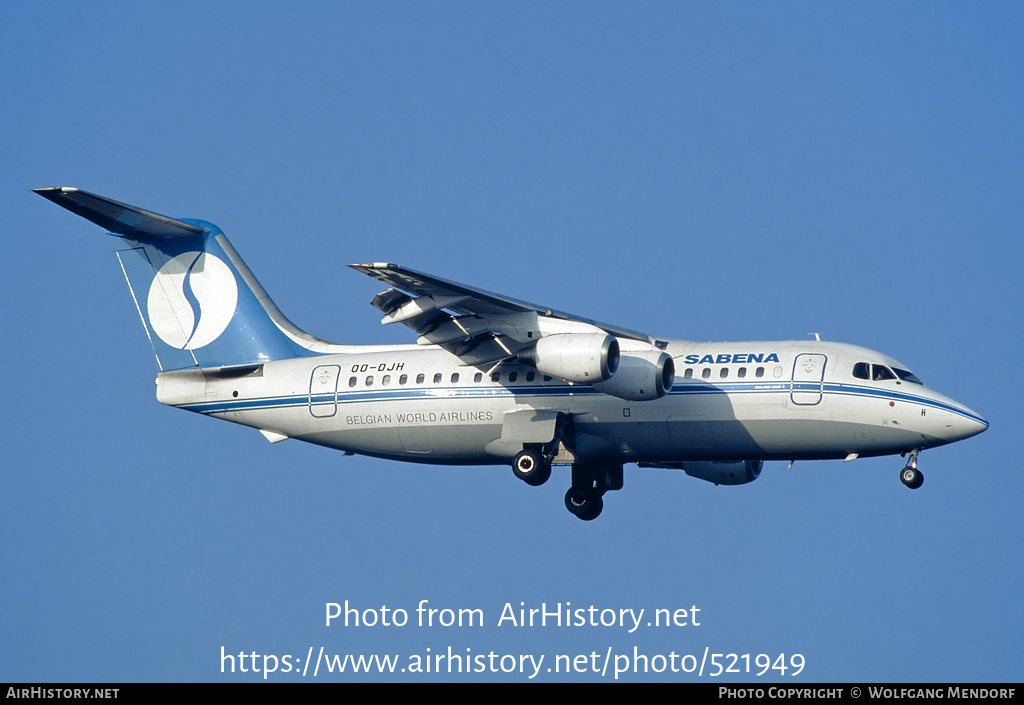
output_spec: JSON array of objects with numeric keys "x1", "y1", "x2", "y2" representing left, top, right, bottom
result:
[{"x1": 2, "y1": 2, "x2": 1021, "y2": 682}]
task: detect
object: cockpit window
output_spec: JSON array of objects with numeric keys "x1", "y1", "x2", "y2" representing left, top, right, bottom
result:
[
  {"x1": 853, "y1": 361, "x2": 917, "y2": 383},
  {"x1": 893, "y1": 367, "x2": 923, "y2": 385},
  {"x1": 872, "y1": 365, "x2": 896, "y2": 381}
]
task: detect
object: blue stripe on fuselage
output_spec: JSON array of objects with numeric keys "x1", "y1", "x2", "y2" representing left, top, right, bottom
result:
[{"x1": 175, "y1": 380, "x2": 985, "y2": 426}]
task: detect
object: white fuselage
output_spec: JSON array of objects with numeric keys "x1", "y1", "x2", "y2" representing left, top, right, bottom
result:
[{"x1": 155, "y1": 339, "x2": 987, "y2": 467}]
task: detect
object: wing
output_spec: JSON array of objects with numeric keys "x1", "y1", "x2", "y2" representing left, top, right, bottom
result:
[{"x1": 348, "y1": 262, "x2": 653, "y2": 367}]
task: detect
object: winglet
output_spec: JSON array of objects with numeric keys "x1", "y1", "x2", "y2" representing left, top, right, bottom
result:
[{"x1": 34, "y1": 187, "x2": 207, "y2": 239}]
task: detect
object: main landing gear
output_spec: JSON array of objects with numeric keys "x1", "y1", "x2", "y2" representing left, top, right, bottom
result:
[
  {"x1": 511, "y1": 451, "x2": 623, "y2": 521},
  {"x1": 512, "y1": 449, "x2": 552, "y2": 487},
  {"x1": 900, "y1": 449, "x2": 924, "y2": 489},
  {"x1": 510, "y1": 413, "x2": 570, "y2": 488},
  {"x1": 564, "y1": 462, "x2": 623, "y2": 521}
]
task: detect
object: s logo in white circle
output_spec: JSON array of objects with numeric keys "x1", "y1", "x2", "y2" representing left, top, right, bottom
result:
[{"x1": 147, "y1": 251, "x2": 238, "y2": 349}]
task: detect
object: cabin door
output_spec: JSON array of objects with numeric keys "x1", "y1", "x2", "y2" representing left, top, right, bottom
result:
[
  {"x1": 790, "y1": 354, "x2": 826, "y2": 405},
  {"x1": 309, "y1": 365, "x2": 341, "y2": 417}
]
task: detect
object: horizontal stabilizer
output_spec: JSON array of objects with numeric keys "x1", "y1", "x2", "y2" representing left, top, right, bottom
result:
[{"x1": 34, "y1": 187, "x2": 207, "y2": 239}]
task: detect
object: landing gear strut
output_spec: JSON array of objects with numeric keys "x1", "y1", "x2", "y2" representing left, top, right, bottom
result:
[{"x1": 900, "y1": 449, "x2": 924, "y2": 489}]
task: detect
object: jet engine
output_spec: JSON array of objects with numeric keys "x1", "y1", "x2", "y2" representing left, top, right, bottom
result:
[
  {"x1": 682, "y1": 460, "x2": 763, "y2": 486},
  {"x1": 518, "y1": 333, "x2": 619, "y2": 383},
  {"x1": 592, "y1": 350, "x2": 675, "y2": 401}
]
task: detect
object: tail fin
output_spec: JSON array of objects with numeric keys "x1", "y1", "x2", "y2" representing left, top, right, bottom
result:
[{"x1": 36, "y1": 187, "x2": 321, "y2": 371}]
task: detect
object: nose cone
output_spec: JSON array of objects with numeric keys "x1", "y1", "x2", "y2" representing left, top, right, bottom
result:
[
  {"x1": 950, "y1": 405, "x2": 988, "y2": 442},
  {"x1": 933, "y1": 392, "x2": 988, "y2": 444}
]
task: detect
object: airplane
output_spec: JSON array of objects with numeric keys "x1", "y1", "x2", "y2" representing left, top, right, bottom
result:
[{"x1": 36, "y1": 186, "x2": 989, "y2": 520}]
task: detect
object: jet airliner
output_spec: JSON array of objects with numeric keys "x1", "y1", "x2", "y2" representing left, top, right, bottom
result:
[{"x1": 36, "y1": 187, "x2": 988, "y2": 520}]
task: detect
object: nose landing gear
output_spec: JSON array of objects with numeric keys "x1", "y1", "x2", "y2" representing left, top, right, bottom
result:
[{"x1": 900, "y1": 449, "x2": 924, "y2": 489}]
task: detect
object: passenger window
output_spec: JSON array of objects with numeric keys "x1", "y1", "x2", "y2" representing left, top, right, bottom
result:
[
  {"x1": 348, "y1": 377, "x2": 357, "y2": 387},
  {"x1": 543, "y1": 375, "x2": 552, "y2": 382},
  {"x1": 451, "y1": 373, "x2": 459, "y2": 383},
  {"x1": 720, "y1": 368, "x2": 728, "y2": 379},
  {"x1": 702, "y1": 368, "x2": 711, "y2": 379},
  {"x1": 508, "y1": 371, "x2": 518, "y2": 383},
  {"x1": 738, "y1": 367, "x2": 746, "y2": 378},
  {"x1": 399, "y1": 374, "x2": 408, "y2": 385},
  {"x1": 416, "y1": 373, "x2": 425, "y2": 384},
  {"x1": 382, "y1": 375, "x2": 391, "y2": 386},
  {"x1": 684, "y1": 368, "x2": 693, "y2": 379},
  {"x1": 365, "y1": 376, "x2": 373, "y2": 386},
  {"x1": 852, "y1": 362, "x2": 870, "y2": 380},
  {"x1": 474, "y1": 372, "x2": 482, "y2": 383},
  {"x1": 755, "y1": 367, "x2": 765, "y2": 378},
  {"x1": 433, "y1": 373, "x2": 442, "y2": 384},
  {"x1": 526, "y1": 371, "x2": 535, "y2": 382},
  {"x1": 491, "y1": 372, "x2": 500, "y2": 382}
]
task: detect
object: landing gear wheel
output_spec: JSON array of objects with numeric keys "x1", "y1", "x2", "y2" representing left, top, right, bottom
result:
[
  {"x1": 564, "y1": 487, "x2": 603, "y2": 521},
  {"x1": 513, "y1": 450, "x2": 551, "y2": 486},
  {"x1": 900, "y1": 466, "x2": 924, "y2": 489}
]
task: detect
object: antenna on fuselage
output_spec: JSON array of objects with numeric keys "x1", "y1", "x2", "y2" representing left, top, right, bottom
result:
[{"x1": 810, "y1": 332, "x2": 821, "y2": 341}]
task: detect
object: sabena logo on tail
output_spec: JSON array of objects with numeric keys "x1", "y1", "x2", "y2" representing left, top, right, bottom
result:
[
  {"x1": 148, "y1": 251, "x2": 239, "y2": 350},
  {"x1": 34, "y1": 186, "x2": 332, "y2": 371}
]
